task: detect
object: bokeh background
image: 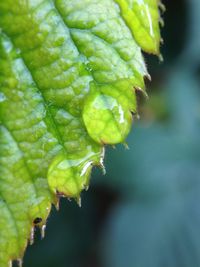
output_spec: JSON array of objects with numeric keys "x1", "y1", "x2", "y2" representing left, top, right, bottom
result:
[{"x1": 23, "y1": 0, "x2": 200, "y2": 266}]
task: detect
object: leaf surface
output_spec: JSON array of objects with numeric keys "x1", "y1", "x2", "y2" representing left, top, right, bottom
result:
[{"x1": 0, "y1": 0, "x2": 161, "y2": 266}]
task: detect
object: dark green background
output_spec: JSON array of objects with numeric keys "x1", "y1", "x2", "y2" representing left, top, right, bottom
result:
[{"x1": 22, "y1": 1, "x2": 200, "y2": 266}]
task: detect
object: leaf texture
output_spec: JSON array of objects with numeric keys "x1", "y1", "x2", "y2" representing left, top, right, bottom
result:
[{"x1": 0, "y1": 0, "x2": 161, "y2": 266}]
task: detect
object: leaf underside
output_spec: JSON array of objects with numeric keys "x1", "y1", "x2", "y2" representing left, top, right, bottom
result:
[{"x1": 0, "y1": 0, "x2": 161, "y2": 266}]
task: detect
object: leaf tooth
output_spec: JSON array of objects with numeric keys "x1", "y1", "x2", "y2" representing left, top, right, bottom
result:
[
  {"x1": 160, "y1": 38, "x2": 164, "y2": 45},
  {"x1": 159, "y1": 17, "x2": 165, "y2": 27},
  {"x1": 16, "y1": 259, "x2": 23, "y2": 267},
  {"x1": 159, "y1": 1, "x2": 166, "y2": 13},
  {"x1": 100, "y1": 164, "x2": 106, "y2": 176},
  {"x1": 29, "y1": 227, "x2": 35, "y2": 246},
  {"x1": 55, "y1": 198, "x2": 60, "y2": 211},
  {"x1": 145, "y1": 73, "x2": 152, "y2": 82},
  {"x1": 135, "y1": 87, "x2": 149, "y2": 99},
  {"x1": 76, "y1": 196, "x2": 82, "y2": 208},
  {"x1": 123, "y1": 142, "x2": 130, "y2": 150},
  {"x1": 85, "y1": 185, "x2": 89, "y2": 192},
  {"x1": 40, "y1": 224, "x2": 46, "y2": 240}
]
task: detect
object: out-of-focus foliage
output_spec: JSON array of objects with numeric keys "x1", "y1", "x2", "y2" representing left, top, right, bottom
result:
[
  {"x1": 101, "y1": 81, "x2": 200, "y2": 267},
  {"x1": 100, "y1": 1, "x2": 200, "y2": 266},
  {"x1": 23, "y1": 1, "x2": 200, "y2": 267}
]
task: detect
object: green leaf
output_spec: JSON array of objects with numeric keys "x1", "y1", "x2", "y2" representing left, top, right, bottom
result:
[
  {"x1": 115, "y1": 0, "x2": 161, "y2": 53},
  {"x1": 0, "y1": 0, "x2": 161, "y2": 266}
]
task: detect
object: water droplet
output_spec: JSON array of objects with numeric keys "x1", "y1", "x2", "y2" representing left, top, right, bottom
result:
[
  {"x1": 48, "y1": 148, "x2": 101, "y2": 198},
  {"x1": 144, "y1": 4, "x2": 154, "y2": 37},
  {"x1": 83, "y1": 88, "x2": 132, "y2": 144},
  {"x1": 80, "y1": 161, "x2": 93, "y2": 177}
]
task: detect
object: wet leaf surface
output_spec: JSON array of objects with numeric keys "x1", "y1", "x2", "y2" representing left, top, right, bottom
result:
[{"x1": 0, "y1": 1, "x2": 161, "y2": 265}]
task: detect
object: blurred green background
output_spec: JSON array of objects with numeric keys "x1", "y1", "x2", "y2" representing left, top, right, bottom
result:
[{"x1": 23, "y1": 0, "x2": 200, "y2": 266}]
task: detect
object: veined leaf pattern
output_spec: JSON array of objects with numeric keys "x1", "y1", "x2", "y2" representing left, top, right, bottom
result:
[{"x1": 0, "y1": 1, "x2": 161, "y2": 266}]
